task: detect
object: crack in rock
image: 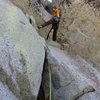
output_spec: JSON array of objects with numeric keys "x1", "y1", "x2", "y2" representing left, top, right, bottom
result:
[{"x1": 72, "y1": 85, "x2": 95, "y2": 100}]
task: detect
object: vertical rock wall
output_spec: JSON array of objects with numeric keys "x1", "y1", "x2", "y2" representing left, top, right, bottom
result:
[{"x1": 0, "y1": 0, "x2": 45, "y2": 99}]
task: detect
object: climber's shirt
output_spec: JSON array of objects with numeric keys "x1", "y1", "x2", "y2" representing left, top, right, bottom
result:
[
  {"x1": 52, "y1": 6, "x2": 61, "y2": 17},
  {"x1": 38, "y1": 5, "x2": 61, "y2": 28}
]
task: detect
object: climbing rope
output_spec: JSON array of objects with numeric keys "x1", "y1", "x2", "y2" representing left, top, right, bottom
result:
[{"x1": 49, "y1": 65, "x2": 52, "y2": 100}]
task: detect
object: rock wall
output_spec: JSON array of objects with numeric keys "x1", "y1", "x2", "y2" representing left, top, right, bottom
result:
[
  {"x1": 1, "y1": 0, "x2": 100, "y2": 100},
  {"x1": 57, "y1": 0, "x2": 100, "y2": 71},
  {"x1": 0, "y1": 0, "x2": 45, "y2": 99},
  {"x1": 47, "y1": 45, "x2": 100, "y2": 100}
]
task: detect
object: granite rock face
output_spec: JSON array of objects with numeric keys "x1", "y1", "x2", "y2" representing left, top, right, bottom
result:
[
  {"x1": 0, "y1": 0, "x2": 45, "y2": 100},
  {"x1": 47, "y1": 46, "x2": 100, "y2": 100},
  {"x1": 57, "y1": 0, "x2": 100, "y2": 71}
]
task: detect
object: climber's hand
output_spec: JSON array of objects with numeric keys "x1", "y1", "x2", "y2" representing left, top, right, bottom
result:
[{"x1": 37, "y1": 26, "x2": 42, "y2": 29}]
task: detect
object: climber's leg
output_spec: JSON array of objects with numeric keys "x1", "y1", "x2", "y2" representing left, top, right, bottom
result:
[{"x1": 52, "y1": 23, "x2": 59, "y2": 41}]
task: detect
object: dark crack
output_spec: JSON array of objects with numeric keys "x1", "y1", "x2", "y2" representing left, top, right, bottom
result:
[{"x1": 0, "y1": 67, "x2": 20, "y2": 98}]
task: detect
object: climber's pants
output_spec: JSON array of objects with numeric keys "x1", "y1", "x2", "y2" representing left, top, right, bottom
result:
[{"x1": 52, "y1": 23, "x2": 59, "y2": 41}]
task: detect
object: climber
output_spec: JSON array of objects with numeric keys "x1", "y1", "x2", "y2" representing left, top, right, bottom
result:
[{"x1": 38, "y1": 5, "x2": 61, "y2": 41}]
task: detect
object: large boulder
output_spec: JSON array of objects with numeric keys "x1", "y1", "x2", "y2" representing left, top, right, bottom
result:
[
  {"x1": 47, "y1": 46, "x2": 100, "y2": 100},
  {"x1": 0, "y1": 0, "x2": 45, "y2": 100}
]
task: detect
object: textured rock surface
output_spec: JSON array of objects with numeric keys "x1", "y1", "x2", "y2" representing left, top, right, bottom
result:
[
  {"x1": 58, "y1": 0, "x2": 100, "y2": 71},
  {"x1": 10, "y1": 0, "x2": 43, "y2": 26},
  {"x1": 78, "y1": 90, "x2": 100, "y2": 100},
  {"x1": 0, "y1": 0, "x2": 45, "y2": 100},
  {"x1": 47, "y1": 46, "x2": 100, "y2": 100}
]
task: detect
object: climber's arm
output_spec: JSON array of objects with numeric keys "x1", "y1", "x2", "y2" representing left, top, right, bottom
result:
[{"x1": 38, "y1": 18, "x2": 54, "y2": 29}]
